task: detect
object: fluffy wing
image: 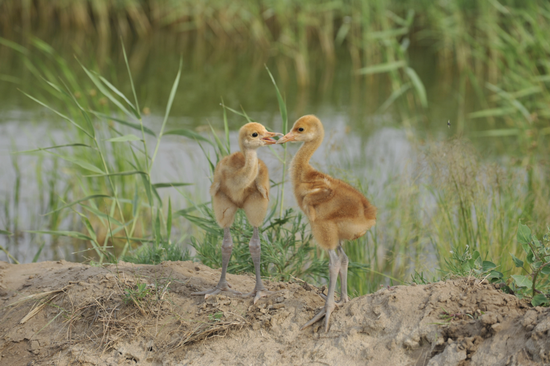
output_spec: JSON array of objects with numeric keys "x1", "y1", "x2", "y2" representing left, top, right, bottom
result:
[
  {"x1": 255, "y1": 159, "x2": 270, "y2": 200},
  {"x1": 301, "y1": 178, "x2": 333, "y2": 221}
]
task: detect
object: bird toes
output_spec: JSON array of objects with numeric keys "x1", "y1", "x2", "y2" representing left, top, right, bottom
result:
[
  {"x1": 323, "y1": 303, "x2": 336, "y2": 333},
  {"x1": 191, "y1": 284, "x2": 241, "y2": 298},
  {"x1": 241, "y1": 289, "x2": 276, "y2": 304},
  {"x1": 301, "y1": 300, "x2": 339, "y2": 332},
  {"x1": 301, "y1": 308, "x2": 326, "y2": 331}
]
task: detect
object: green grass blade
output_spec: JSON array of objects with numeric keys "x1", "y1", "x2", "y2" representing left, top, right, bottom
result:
[
  {"x1": 105, "y1": 134, "x2": 142, "y2": 142},
  {"x1": 0, "y1": 75, "x2": 20, "y2": 84},
  {"x1": 91, "y1": 111, "x2": 156, "y2": 136},
  {"x1": 0, "y1": 244, "x2": 19, "y2": 264},
  {"x1": 167, "y1": 198, "x2": 172, "y2": 242},
  {"x1": 181, "y1": 214, "x2": 220, "y2": 235},
  {"x1": 13, "y1": 143, "x2": 94, "y2": 154},
  {"x1": 56, "y1": 78, "x2": 96, "y2": 138},
  {"x1": 154, "y1": 208, "x2": 161, "y2": 248},
  {"x1": 209, "y1": 124, "x2": 229, "y2": 156},
  {"x1": 173, "y1": 203, "x2": 208, "y2": 217},
  {"x1": 240, "y1": 106, "x2": 252, "y2": 123},
  {"x1": 80, "y1": 204, "x2": 124, "y2": 226},
  {"x1": 98, "y1": 74, "x2": 139, "y2": 119},
  {"x1": 73, "y1": 211, "x2": 98, "y2": 242},
  {"x1": 40, "y1": 77, "x2": 66, "y2": 95},
  {"x1": 152, "y1": 182, "x2": 192, "y2": 188},
  {"x1": 468, "y1": 108, "x2": 516, "y2": 119},
  {"x1": 221, "y1": 98, "x2": 230, "y2": 152},
  {"x1": 473, "y1": 129, "x2": 520, "y2": 137},
  {"x1": 265, "y1": 66, "x2": 288, "y2": 131},
  {"x1": 486, "y1": 83, "x2": 532, "y2": 122},
  {"x1": 20, "y1": 91, "x2": 94, "y2": 138},
  {"x1": 152, "y1": 57, "x2": 183, "y2": 167},
  {"x1": 45, "y1": 150, "x2": 104, "y2": 174},
  {"x1": 163, "y1": 129, "x2": 213, "y2": 145},
  {"x1": 0, "y1": 229, "x2": 13, "y2": 236},
  {"x1": 121, "y1": 41, "x2": 141, "y2": 119},
  {"x1": 356, "y1": 61, "x2": 407, "y2": 75},
  {"x1": 368, "y1": 27, "x2": 409, "y2": 40},
  {"x1": 32, "y1": 243, "x2": 45, "y2": 263},
  {"x1": 31, "y1": 37, "x2": 55, "y2": 55},
  {"x1": 78, "y1": 60, "x2": 135, "y2": 118},
  {"x1": 0, "y1": 37, "x2": 28, "y2": 54},
  {"x1": 27, "y1": 230, "x2": 93, "y2": 241},
  {"x1": 377, "y1": 83, "x2": 411, "y2": 112},
  {"x1": 151, "y1": 185, "x2": 162, "y2": 205},
  {"x1": 220, "y1": 102, "x2": 250, "y2": 119},
  {"x1": 132, "y1": 183, "x2": 139, "y2": 217},
  {"x1": 265, "y1": 65, "x2": 288, "y2": 218},
  {"x1": 405, "y1": 67, "x2": 428, "y2": 108},
  {"x1": 141, "y1": 175, "x2": 153, "y2": 206},
  {"x1": 108, "y1": 218, "x2": 136, "y2": 236},
  {"x1": 84, "y1": 170, "x2": 148, "y2": 178},
  {"x1": 44, "y1": 194, "x2": 112, "y2": 216}
]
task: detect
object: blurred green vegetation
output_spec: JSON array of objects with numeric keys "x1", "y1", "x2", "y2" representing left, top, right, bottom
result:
[{"x1": 1, "y1": 0, "x2": 550, "y2": 301}]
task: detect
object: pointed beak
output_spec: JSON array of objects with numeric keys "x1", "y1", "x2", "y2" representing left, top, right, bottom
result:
[
  {"x1": 262, "y1": 131, "x2": 284, "y2": 145},
  {"x1": 276, "y1": 132, "x2": 296, "y2": 144}
]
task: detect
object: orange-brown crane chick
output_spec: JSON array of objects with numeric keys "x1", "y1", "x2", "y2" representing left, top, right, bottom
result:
[
  {"x1": 277, "y1": 115, "x2": 377, "y2": 332},
  {"x1": 192, "y1": 122, "x2": 282, "y2": 303}
]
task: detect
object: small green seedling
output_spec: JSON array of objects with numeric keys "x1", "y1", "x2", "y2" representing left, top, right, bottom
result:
[
  {"x1": 509, "y1": 223, "x2": 550, "y2": 306},
  {"x1": 208, "y1": 312, "x2": 224, "y2": 322},
  {"x1": 123, "y1": 282, "x2": 151, "y2": 305}
]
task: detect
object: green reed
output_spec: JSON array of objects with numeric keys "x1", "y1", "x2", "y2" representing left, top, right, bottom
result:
[
  {"x1": 2, "y1": 0, "x2": 549, "y2": 93},
  {"x1": 2, "y1": 38, "x2": 201, "y2": 264}
]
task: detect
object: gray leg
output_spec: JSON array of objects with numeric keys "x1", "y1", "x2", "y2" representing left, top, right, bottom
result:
[
  {"x1": 243, "y1": 227, "x2": 272, "y2": 303},
  {"x1": 337, "y1": 245, "x2": 350, "y2": 304},
  {"x1": 192, "y1": 227, "x2": 241, "y2": 298},
  {"x1": 319, "y1": 244, "x2": 350, "y2": 304},
  {"x1": 301, "y1": 249, "x2": 341, "y2": 332}
]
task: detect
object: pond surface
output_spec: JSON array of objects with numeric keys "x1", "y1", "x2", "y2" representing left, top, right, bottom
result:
[{"x1": 0, "y1": 31, "x2": 507, "y2": 263}]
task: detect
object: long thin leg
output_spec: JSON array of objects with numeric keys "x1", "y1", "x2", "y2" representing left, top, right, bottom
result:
[
  {"x1": 337, "y1": 245, "x2": 350, "y2": 305},
  {"x1": 242, "y1": 227, "x2": 273, "y2": 303},
  {"x1": 319, "y1": 244, "x2": 350, "y2": 305},
  {"x1": 301, "y1": 249, "x2": 341, "y2": 332},
  {"x1": 192, "y1": 227, "x2": 241, "y2": 298}
]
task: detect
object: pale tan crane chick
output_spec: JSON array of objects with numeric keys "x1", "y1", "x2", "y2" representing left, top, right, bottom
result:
[
  {"x1": 192, "y1": 122, "x2": 282, "y2": 303},
  {"x1": 277, "y1": 115, "x2": 377, "y2": 332}
]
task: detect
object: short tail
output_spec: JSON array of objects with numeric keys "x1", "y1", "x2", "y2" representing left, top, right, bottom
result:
[{"x1": 363, "y1": 199, "x2": 377, "y2": 229}]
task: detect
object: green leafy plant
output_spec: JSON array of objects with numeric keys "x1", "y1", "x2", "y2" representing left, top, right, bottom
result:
[
  {"x1": 508, "y1": 223, "x2": 550, "y2": 306},
  {"x1": 123, "y1": 281, "x2": 151, "y2": 306},
  {"x1": 439, "y1": 244, "x2": 503, "y2": 283},
  {"x1": 208, "y1": 312, "x2": 224, "y2": 322},
  {"x1": 188, "y1": 207, "x2": 335, "y2": 284}
]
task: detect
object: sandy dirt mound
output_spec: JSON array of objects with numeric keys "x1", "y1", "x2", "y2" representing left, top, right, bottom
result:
[{"x1": 1, "y1": 260, "x2": 549, "y2": 365}]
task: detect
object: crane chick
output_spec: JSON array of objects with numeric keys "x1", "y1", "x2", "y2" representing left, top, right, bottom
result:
[
  {"x1": 277, "y1": 115, "x2": 376, "y2": 332},
  {"x1": 193, "y1": 122, "x2": 282, "y2": 303}
]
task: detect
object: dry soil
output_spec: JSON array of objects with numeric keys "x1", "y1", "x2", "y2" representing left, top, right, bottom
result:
[{"x1": 1, "y1": 260, "x2": 549, "y2": 365}]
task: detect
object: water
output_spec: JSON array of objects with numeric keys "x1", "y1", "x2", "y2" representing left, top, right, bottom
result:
[{"x1": 0, "y1": 31, "x2": 507, "y2": 263}]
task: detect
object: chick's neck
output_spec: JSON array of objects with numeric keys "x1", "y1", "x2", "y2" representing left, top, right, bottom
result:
[
  {"x1": 290, "y1": 135, "x2": 323, "y2": 183},
  {"x1": 236, "y1": 146, "x2": 259, "y2": 190}
]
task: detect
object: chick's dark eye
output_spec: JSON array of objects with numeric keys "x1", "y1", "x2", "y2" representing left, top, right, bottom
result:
[
  {"x1": 252, "y1": 132, "x2": 258, "y2": 137},
  {"x1": 298, "y1": 127, "x2": 304, "y2": 132}
]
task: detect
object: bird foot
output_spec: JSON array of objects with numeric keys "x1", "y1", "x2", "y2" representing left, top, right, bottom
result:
[
  {"x1": 301, "y1": 300, "x2": 338, "y2": 333},
  {"x1": 242, "y1": 288, "x2": 277, "y2": 304},
  {"x1": 318, "y1": 293, "x2": 350, "y2": 306},
  {"x1": 191, "y1": 283, "x2": 241, "y2": 299}
]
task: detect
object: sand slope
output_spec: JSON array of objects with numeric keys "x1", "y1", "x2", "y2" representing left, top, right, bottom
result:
[{"x1": 1, "y1": 260, "x2": 549, "y2": 365}]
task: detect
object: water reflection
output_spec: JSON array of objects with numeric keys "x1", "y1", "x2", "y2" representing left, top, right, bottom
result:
[{"x1": 0, "y1": 31, "x2": 509, "y2": 263}]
